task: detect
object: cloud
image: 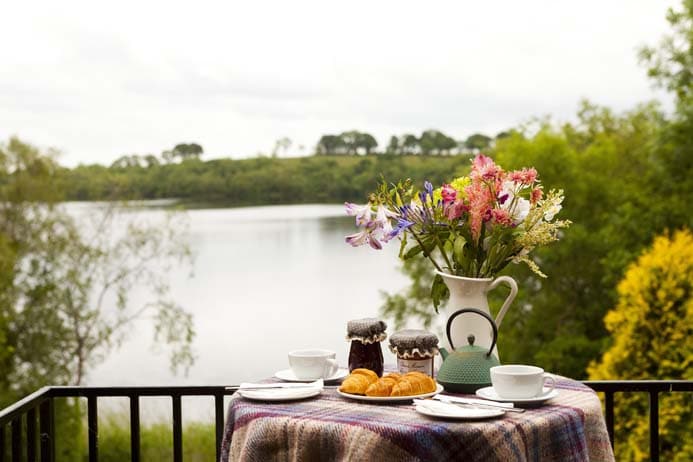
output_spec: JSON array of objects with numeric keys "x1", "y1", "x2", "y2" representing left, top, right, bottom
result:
[{"x1": 0, "y1": 0, "x2": 678, "y2": 166}]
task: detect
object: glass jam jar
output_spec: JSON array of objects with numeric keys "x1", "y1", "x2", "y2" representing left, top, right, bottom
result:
[
  {"x1": 346, "y1": 318, "x2": 387, "y2": 377},
  {"x1": 388, "y1": 329, "x2": 439, "y2": 377}
]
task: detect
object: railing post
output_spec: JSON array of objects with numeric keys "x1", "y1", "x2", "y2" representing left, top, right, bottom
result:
[
  {"x1": 649, "y1": 390, "x2": 659, "y2": 462},
  {"x1": 27, "y1": 408, "x2": 36, "y2": 462},
  {"x1": 11, "y1": 418, "x2": 21, "y2": 462},
  {"x1": 130, "y1": 395, "x2": 140, "y2": 462},
  {"x1": 604, "y1": 391, "x2": 614, "y2": 450},
  {"x1": 215, "y1": 393, "x2": 224, "y2": 462},
  {"x1": 39, "y1": 398, "x2": 54, "y2": 462},
  {"x1": 172, "y1": 394, "x2": 182, "y2": 462},
  {"x1": 87, "y1": 396, "x2": 98, "y2": 462},
  {"x1": 0, "y1": 424, "x2": 5, "y2": 462}
]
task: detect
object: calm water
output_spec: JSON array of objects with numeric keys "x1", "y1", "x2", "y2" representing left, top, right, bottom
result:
[{"x1": 78, "y1": 204, "x2": 410, "y2": 387}]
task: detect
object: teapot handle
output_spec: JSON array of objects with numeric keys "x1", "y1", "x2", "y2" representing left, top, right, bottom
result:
[{"x1": 446, "y1": 308, "x2": 498, "y2": 358}]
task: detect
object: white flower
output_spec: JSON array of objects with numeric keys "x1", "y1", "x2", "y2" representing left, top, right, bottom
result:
[
  {"x1": 544, "y1": 204, "x2": 562, "y2": 221},
  {"x1": 499, "y1": 181, "x2": 530, "y2": 225}
]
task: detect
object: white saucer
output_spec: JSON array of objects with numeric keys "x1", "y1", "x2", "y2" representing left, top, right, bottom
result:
[
  {"x1": 475, "y1": 386, "x2": 559, "y2": 404},
  {"x1": 414, "y1": 399, "x2": 505, "y2": 420},
  {"x1": 238, "y1": 387, "x2": 322, "y2": 401},
  {"x1": 275, "y1": 368, "x2": 348, "y2": 382}
]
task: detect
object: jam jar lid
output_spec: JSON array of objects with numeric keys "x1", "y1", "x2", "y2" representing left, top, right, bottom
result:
[
  {"x1": 388, "y1": 329, "x2": 439, "y2": 359},
  {"x1": 346, "y1": 318, "x2": 387, "y2": 344}
]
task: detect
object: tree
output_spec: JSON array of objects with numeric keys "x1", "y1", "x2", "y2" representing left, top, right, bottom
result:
[
  {"x1": 385, "y1": 136, "x2": 400, "y2": 155},
  {"x1": 110, "y1": 154, "x2": 142, "y2": 169},
  {"x1": 381, "y1": 101, "x2": 687, "y2": 379},
  {"x1": 144, "y1": 154, "x2": 160, "y2": 168},
  {"x1": 588, "y1": 230, "x2": 693, "y2": 461},
  {"x1": 400, "y1": 134, "x2": 419, "y2": 155},
  {"x1": 272, "y1": 137, "x2": 292, "y2": 158},
  {"x1": 169, "y1": 143, "x2": 204, "y2": 161},
  {"x1": 463, "y1": 133, "x2": 492, "y2": 153},
  {"x1": 419, "y1": 130, "x2": 457, "y2": 155},
  {"x1": 0, "y1": 137, "x2": 195, "y2": 404},
  {"x1": 639, "y1": 0, "x2": 693, "y2": 104},
  {"x1": 358, "y1": 133, "x2": 378, "y2": 155},
  {"x1": 315, "y1": 135, "x2": 344, "y2": 155}
]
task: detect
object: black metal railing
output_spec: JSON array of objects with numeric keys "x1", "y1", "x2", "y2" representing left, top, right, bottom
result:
[
  {"x1": 583, "y1": 380, "x2": 693, "y2": 462},
  {"x1": 1, "y1": 381, "x2": 691, "y2": 462},
  {"x1": 0, "y1": 386, "x2": 236, "y2": 462}
]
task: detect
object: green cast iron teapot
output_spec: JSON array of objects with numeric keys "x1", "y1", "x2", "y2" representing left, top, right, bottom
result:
[{"x1": 437, "y1": 308, "x2": 500, "y2": 393}]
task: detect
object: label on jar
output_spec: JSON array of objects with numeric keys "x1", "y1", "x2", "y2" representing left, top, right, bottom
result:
[{"x1": 397, "y1": 357, "x2": 433, "y2": 376}]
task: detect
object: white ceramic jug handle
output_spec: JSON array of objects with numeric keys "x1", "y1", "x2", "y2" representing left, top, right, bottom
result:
[
  {"x1": 324, "y1": 358, "x2": 339, "y2": 379},
  {"x1": 488, "y1": 275, "x2": 518, "y2": 328}
]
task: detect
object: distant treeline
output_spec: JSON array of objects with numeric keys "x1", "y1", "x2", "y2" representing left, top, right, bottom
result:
[
  {"x1": 58, "y1": 129, "x2": 509, "y2": 204},
  {"x1": 57, "y1": 154, "x2": 474, "y2": 205},
  {"x1": 315, "y1": 130, "x2": 506, "y2": 156}
]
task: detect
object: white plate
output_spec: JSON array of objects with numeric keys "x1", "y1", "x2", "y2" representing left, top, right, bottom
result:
[
  {"x1": 475, "y1": 386, "x2": 559, "y2": 404},
  {"x1": 238, "y1": 387, "x2": 322, "y2": 401},
  {"x1": 274, "y1": 368, "x2": 349, "y2": 382},
  {"x1": 337, "y1": 384, "x2": 443, "y2": 402},
  {"x1": 415, "y1": 401, "x2": 505, "y2": 420}
]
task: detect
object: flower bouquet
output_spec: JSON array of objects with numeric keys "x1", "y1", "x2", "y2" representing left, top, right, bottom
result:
[{"x1": 345, "y1": 154, "x2": 570, "y2": 310}]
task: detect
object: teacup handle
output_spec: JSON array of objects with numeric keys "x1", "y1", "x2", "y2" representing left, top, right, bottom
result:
[
  {"x1": 543, "y1": 374, "x2": 556, "y2": 394},
  {"x1": 488, "y1": 275, "x2": 518, "y2": 328},
  {"x1": 323, "y1": 358, "x2": 339, "y2": 379}
]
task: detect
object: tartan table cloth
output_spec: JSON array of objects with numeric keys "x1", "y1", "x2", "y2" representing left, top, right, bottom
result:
[{"x1": 221, "y1": 376, "x2": 614, "y2": 461}]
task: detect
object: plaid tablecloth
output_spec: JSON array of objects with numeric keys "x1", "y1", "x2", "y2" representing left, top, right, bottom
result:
[{"x1": 221, "y1": 376, "x2": 614, "y2": 462}]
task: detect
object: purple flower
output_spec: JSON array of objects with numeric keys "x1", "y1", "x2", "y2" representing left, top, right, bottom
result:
[
  {"x1": 345, "y1": 229, "x2": 382, "y2": 249},
  {"x1": 344, "y1": 202, "x2": 371, "y2": 226},
  {"x1": 385, "y1": 218, "x2": 415, "y2": 241},
  {"x1": 424, "y1": 181, "x2": 433, "y2": 196}
]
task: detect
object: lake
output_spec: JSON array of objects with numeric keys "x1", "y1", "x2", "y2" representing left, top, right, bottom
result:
[{"x1": 79, "y1": 203, "x2": 413, "y2": 388}]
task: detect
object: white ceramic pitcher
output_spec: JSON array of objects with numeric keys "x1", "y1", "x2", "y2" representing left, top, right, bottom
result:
[{"x1": 436, "y1": 271, "x2": 518, "y2": 360}]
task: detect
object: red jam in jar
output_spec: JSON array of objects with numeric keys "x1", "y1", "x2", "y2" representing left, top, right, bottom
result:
[{"x1": 346, "y1": 318, "x2": 387, "y2": 377}]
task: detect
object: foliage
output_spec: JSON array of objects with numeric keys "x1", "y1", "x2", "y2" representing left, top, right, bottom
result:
[
  {"x1": 57, "y1": 154, "x2": 473, "y2": 206},
  {"x1": 639, "y1": 0, "x2": 693, "y2": 104},
  {"x1": 345, "y1": 154, "x2": 569, "y2": 310},
  {"x1": 381, "y1": 1, "x2": 693, "y2": 383},
  {"x1": 588, "y1": 230, "x2": 693, "y2": 461},
  {"x1": 381, "y1": 100, "x2": 691, "y2": 379},
  {"x1": 316, "y1": 131, "x2": 378, "y2": 155},
  {"x1": 463, "y1": 133, "x2": 493, "y2": 152},
  {"x1": 97, "y1": 415, "x2": 216, "y2": 462},
  {"x1": 0, "y1": 137, "x2": 195, "y2": 406}
]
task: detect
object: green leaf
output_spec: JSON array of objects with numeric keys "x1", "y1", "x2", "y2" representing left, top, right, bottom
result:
[
  {"x1": 398, "y1": 233, "x2": 408, "y2": 258},
  {"x1": 453, "y1": 235, "x2": 467, "y2": 266},
  {"x1": 430, "y1": 273, "x2": 448, "y2": 313},
  {"x1": 403, "y1": 244, "x2": 423, "y2": 260}
]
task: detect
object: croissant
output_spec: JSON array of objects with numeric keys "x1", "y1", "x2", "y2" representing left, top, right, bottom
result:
[
  {"x1": 390, "y1": 372, "x2": 437, "y2": 396},
  {"x1": 339, "y1": 368, "x2": 379, "y2": 395},
  {"x1": 365, "y1": 373, "x2": 402, "y2": 397}
]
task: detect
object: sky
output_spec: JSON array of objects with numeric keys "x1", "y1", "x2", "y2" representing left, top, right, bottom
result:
[{"x1": 0, "y1": 0, "x2": 677, "y2": 167}]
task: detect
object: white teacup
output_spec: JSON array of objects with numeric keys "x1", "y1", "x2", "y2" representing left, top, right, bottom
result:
[
  {"x1": 288, "y1": 349, "x2": 339, "y2": 380},
  {"x1": 490, "y1": 365, "x2": 556, "y2": 399}
]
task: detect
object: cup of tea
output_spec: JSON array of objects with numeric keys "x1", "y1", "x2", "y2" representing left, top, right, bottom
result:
[
  {"x1": 490, "y1": 365, "x2": 556, "y2": 399},
  {"x1": 288, "y1": 349, "x2": 339, "y2": 380}
]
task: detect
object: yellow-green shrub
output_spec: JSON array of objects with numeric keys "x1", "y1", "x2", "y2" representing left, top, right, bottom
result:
[{"x1": 588, "y1": 229, "x2": 693, "y2": 461}]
